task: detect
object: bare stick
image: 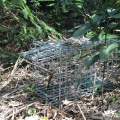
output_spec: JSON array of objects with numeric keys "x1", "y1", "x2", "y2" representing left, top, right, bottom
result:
[
  {"x1": 92, "y1": 72, "x2": 96, "y2": 100},
  {"x1": 77, "y1": 104, "x2": 86, "y2": 120},
  {"x1": 0, "y1": 58, "x2": 23, "y2": 91}
]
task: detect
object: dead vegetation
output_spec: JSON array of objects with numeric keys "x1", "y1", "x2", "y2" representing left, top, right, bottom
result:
[{"x1": 0, "y1": 58, "x2": 120, "y2": 120}]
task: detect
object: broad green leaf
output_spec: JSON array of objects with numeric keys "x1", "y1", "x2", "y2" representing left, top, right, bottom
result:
[
  {"x1": 107, "y1": 9, "x2": 117, "y2": 16},
  {"x1": 84, "y1": 54, "x2": 99, "y2": 69},
  {"x1": 103, "y1": 34, "x2": 119, "y2": 39},
  {"x1": 73, "y1": 23, "x2": 91, "y2": 38},
  {"x1": 107, "y1": 43, "x2": 119, "y2": 52},
  {"x1": 22, "y1": 7, "x2": 29, "y2": 20},
  {"x1": 92, "y1": 14, "x2": 103, "y2": 25},
  {"x1": 28, "y1": 108, "x2": 36, "y2": 115},
  {"x1": 112, "y1": 13, "x2": 120, "y2": 18},
  {"x1": 99, "y1": 46, "x2": 108, "y2": 61},
  {"x1": 90, "y1": 34, "x2": 103, "y2": 42}
]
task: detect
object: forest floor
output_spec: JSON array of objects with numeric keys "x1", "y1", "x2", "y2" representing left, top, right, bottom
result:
[{"x1": 0, "y1": 37, "x2": 120, "y2": 120}]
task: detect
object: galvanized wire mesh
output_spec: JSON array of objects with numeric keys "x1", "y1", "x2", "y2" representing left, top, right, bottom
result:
[{"x1": 19, "y1": 39, "x2": 120, "y2": 105}]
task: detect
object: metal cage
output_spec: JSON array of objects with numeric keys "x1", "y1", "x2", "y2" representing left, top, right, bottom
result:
[{"x1": 19, "y1": 39, "x2": 120, "y2": 105}]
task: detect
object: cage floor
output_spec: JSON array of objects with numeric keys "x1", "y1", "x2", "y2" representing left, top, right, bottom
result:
[{"x1": 34, "y1": 77, "x2": 118, "y2": 105}]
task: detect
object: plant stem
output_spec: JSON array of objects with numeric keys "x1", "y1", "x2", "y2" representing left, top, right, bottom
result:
[{"x1": 102, "y1": 23, "x2": 107, "y2": 99}]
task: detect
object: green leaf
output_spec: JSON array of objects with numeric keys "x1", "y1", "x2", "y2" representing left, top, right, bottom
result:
[
  {"x1": 115, "y1": 113, "x2": 120, "y2": 116},
  {"x1": 31, "y1": 84, "x2": 35, "y2": 89},
  {"x1": 11, "y1": 0, "x2": 24, "y2": 6},
  {"x1": 40, "y1": 116, "x2": 47, "y2": 120},
  {"x1": 28, "y1": 108, "x2": 36, "y2": 115},
  {"x1": 112, "y1": 13, "x2": 120, "y2": 18},
  {"x1": 90, "y1": 34, "x2": 103, "y2": 42},
  {"x1": 46, "y1": 3, "x2": 55, "y2": 6},
  {"x1": 73, "y1": 23, "x2": 92, "y2": 38},
  {"x1": 23, "y1": 0, "x2": 26, "y2": 4},
  {"x1": 95, "y1": 87, "x2": 98, "y2": 91},
  {"x1": 18, "y1": 57, "x2": 22, "y2": 62},
  {"x1": 107, "y1": 43, "x2": 119, "y2": 52},
  {"x1": 84, "y1": 54, "x2": 99, "y2": 69},
  {"x1": 107, "y1": 9, "x2": 117, "y2": 16},
  {"x1": 0, "y1": 0, "x2": 5, "y2": 4},
  {"x1": 56, "y1": 22, "x2": 61, "y2": 26},
  {"x1": 35, "y1": 24, "x2": 42, "y2": 34},
  {"x1": 112, "y1": 97, "x2": 115, "y2": 102},
  {"x1": 108, "y1": 22, "x2": 118, "y2": 28},
  {"x1": 108, "y1": 95, "x2": 111, "y2": 99},
  {"x1": 114, "y1": 94, "x2": 118, "y2": 98},
  {"x1": 92, "y1": 14, "x2": 103, "y2": 25},
  {"x1": 103, "y1": 34, "x2": 119, "y2": 39},
  {"x1": 22, "y1": 7, "x2": 29, "y2": 20},
  {"x1": 27, "y1": 87, "x2": 31, "y2": 91},
  {"x1": 23, "y1": 24, "x2": 27, "y2": 33},
  {"x1": 99, "y1": 46, "x2": 108, "y2": 61}
]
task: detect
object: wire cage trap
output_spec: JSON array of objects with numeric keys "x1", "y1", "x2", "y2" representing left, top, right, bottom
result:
[{"x1": 19, "y1": 39, "x2": 120, "y2": 105}]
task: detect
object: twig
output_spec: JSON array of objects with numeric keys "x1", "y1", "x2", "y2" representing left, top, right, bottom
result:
[
  {"x1": 92, "y1": 72, "x2": 96, "y2": 100},
  {"x1": 0, "y1": 58, "x2": 24, "y2": 91},
  {"x1": 77, "y1": 104, "x2": 86, "y2": 120},
  {"x1": 12, "y1": 108, "x2": 15, "y2": 120}
]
